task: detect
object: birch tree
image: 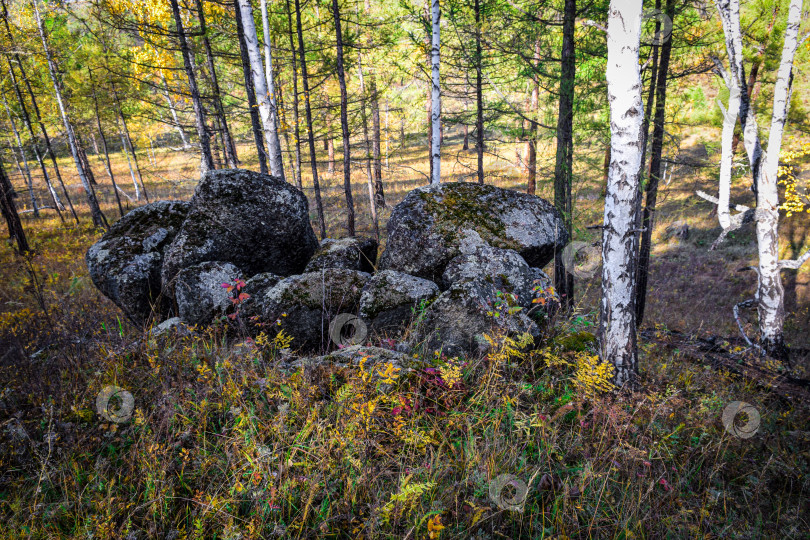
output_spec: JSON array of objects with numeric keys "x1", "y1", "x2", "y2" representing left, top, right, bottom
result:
[
  {"x1": 700, "y1": 0, "x2": 808, "y2": 362},
  {"x1": 430, "y1": 0, "x2": 441, "y2": 184},
  {"x1": 238, "y1": 0, "x2": 285, "y2": 179},
  {"x1": 599, "y1": 0, "x2": 645, "y2": 387},
  {"x1": 33, "y1": 0, "x2": 107, "y2": 229}
]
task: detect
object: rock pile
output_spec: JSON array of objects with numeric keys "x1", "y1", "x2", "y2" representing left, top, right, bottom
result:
[{"x1": 87, "y1": 170, "x2": 568, "y2": 357}]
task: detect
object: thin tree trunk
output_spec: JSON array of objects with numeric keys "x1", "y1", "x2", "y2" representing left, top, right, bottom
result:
[
  {"x1": 635, "y1": 0, "x2": 674, "y2": 327},
  {"x1": 429, "y1": 0, "x2": 441, "y2": 185},
  {"x1": 553, "y1": 0, "x2": 575, "y2": 310},
  {"x1": 239, "y1": 0, "x2": 285, "y2": 179},
  {"x1": 0, "y1": 157, "x2": 29, "y2": 252},
  {"x1": 119, "y1": 122, "x2": 141, "y2": 201},
  {"x1": 169, "y1": 0, "x2": 215, "y2": 174},
  {"x1": 295, "y1": 0, "x2": 326, "y2": 237},
  {"x1": 33, "y1": 0, "x2": 106, "y2": 229},
  {"x1": 358, "y1": 51, "x2": 379, "y2": 238},
  {"x1": 89, "y1": 72, "x2": 125, "y2": 217},
  {"x1": 197, "y1": 0, "x2": 238, "y2": 167},
  {"x1": 385, "y1": 100, "x2": 390, "y2": 169},
  {"x1": 2, "y1": 91, "x2": 38, "y2": 218},
  {"x1": 6, "y1": 59, "x2": 63, "y2": 220},
  {"x1": 285, "y1": 0, "x2": 303, "y2": 189},
  {"x1": 526, "y1": 39, "x2": 541, "y2": 195},
  {"x1": 474, "y1": 0, "x2": 484, "y2": 184},
  {"x1": 332, "y1": 0, "x2": 355, "y2": 235},
  {"x1": 370, "y1": 73, "x2": 385, "y2": 207},
  {"x1": 599, "y1": 0, "x2": 644, "y2": 387},
  {"x1": 235, "y1": 0, "x2": 269, "y2": 174},
  {"x1": 463, "y1": 123, "x2": 469, "y2": 150},
  {"x1": 161, "y1": 72, "x2": 191, "y2": 149}
]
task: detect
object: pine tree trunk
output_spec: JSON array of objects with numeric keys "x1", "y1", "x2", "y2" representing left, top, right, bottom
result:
[
  {"x1": 284, "y1": 0, "x2": 303, "y2": 189},
  {"x1": 370, "y1": 73, "x2": 385, "y2": 207},
  {"x1": 239, "y1": 0, "x2": 285, "y2": 179},
  {"x1": 526, "y1": 39, "x2": 541, "y2": 195},
  {"x1": 474, "y1": 0, "x2": 484, "y2": 184},
  {"x1": 553, "y1": 0, "x2": 575, "y2": 310},
  {"x1": 636, "y1": 0, "x2": 674, "y2": 327},
  {"x1": 0, "y1": 157, "x2": 29, "y2": 252},
  {"x1": 294, "y1": 0, "x2": 326, "y2": 238},
  {"x1": 332, "y1": 0, "x2": 355, "y2": 235},
  {"x1": 358, "y1": 52, "x2": 379, "y2": 238},
  {"x1": 33, "y1": 0, "x2": 106, "y2": 229},
  {"x1": 599, "y1": 0, "x2": 644, "y2": 387},
  {"x1": 169, "y1": 0, "x2": 215, "y2": 174},
  {"x1": 429, "y1": 0, "x2": 441, "y2": 185},
  {"x1": 235, "y1": 0, "x2": 269, "y2": 174},
  {"x1": 197, "y1": 0, "x2": 238, "y2": 167}
]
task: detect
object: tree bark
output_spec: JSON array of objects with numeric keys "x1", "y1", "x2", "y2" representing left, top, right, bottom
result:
[
  {"x1": 553, "y1": 0, "x2": 575, "y2": 310},
  {"x1": 284, "y1": 0, "x2": 303, "y2": 189},
  {"x1": 0, "y1": 157, "x2": 29, "y2": 252},
  {"x1": 599, "y1": 0, "x2": 644, "y2": 388},
  {"x1": 33, "y1": 0, "x2": 106, "y2": 229},
  {"x1": 89, "y1": 70, "x2": 125, "y2": 217},
  {"x1": 295, "y1": 0, "x2": 326, "y2": 237},
  {"x1": 169, "y1": 0, "x2": 215, "y2": 174},
  {"x1": 526, "y1": 39, "x2": 541, "y2": 195},
  {"x1": 429, "y1": 0, "x2": 441, "y2": 184},
  {"x1": 332, "y1": 0, "x2": 355, "y2": 235},
  {"x1": 474, "y1": 0, "x2": 484, "y2": 184},
  {"x1": 2, "y1": 91, "x2": 39, "y2": 218},
  {"x1": 197, "y1": 0, "x2": 238, "y2": 167},
  {"x1": 239, "y1": 0, "x2": 285, "y2": 179},
  {"x1": 358, "y1": 51, "x2": 379, "y2": 238},
  {"x1": 161, "y1": 71, "x2": 191, "y2": 149},
  {"x1": 635, "y1": 0, "x2": 674, "y2": 327},
  {"x1": 235, "y1": 0, "x2": 269, "y2": 174}
]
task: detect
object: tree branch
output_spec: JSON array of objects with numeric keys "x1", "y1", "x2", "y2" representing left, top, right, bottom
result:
[{"x1": 779, "y1": 249, "x2": 810, "y2": 270}]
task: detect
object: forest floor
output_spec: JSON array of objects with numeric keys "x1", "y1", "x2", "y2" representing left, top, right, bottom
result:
[{"x1": 0, "y1": 130, "x2": 809, "y2": 538}]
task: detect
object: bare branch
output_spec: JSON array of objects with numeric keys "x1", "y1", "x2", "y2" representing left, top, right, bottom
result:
[
  {"x1": 779, "y1": 249, "x2": 810, "y2": 270},
  {"x1": 580, "y1": 19, "x2": 607, "y2": 33}
]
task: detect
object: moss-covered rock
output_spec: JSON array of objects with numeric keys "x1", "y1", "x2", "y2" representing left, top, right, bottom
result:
[
  {"x1": 442, "y1": 244, "x2": 536, "y2": 307},
  {"x1": 359, "y1": 270, "x2": 440, "y2": 337},
  {"x1": 175, "y1": 261, "x2": 242, "y2": 326},
  {"x1": 161, "y1": 169, "x2": 318, "y2": 291},
  {"x1": 86, "y1": 200, "x2": 189, "y2": 326},
  {"x1": 378, "y1": 182, "x2": 569, "y2": 282},
  {"x1": 304, "y1": 236, "x2": 378, "y2": 273},
  {"x1": 261, "y1": 269, "x2": 371, "y2": 352}
]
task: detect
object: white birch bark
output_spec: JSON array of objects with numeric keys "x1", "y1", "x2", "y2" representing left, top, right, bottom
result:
[
  {"x1": 715, "y1": 68, "x2": 739, "y2": 230},
  {"x1": 239, "y1": 0, "x2": 285, "y2": 179},
  {"x1": 33, "y1": 0, "x2": 106, "y2": 228},
  {"x1": 430, "y1": 0, "x2": 441, "y2": 184},
  {"x1": 2, "y1": 93, "x2": 38, "y2": 217},
  {"x1": 754, "y1": 0, "x2": 803, "y2": 358},
  {"x1": 599, "y1": 0, "x2": 645, "y2": 387},
  {"x1": 160, "y1": 71, "x2": 190, "y2": 149}
]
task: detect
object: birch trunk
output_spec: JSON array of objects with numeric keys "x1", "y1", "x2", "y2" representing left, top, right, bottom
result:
[
  {"x1": 3, "y1": 92, "x2": 38, "y2": 218},
  {"x1": 235, "y1": 0, "x2": 269, "y2": 174},
  {"x1": 429, "y1": 0, "x2": 441, "y2": 184},
  {"x1": 239, "y1": 0, "x2": 285, "y2": 179},
  {"x1": 33, "y1": 0, "x2": 106, "y2": 229},
  {"x1": 599, "y1": 0, "x2": 644, "y2": 387},
  {"x1": 90, "y1": 78, "x2": 125, "y2": 217},
  {"x1": 161, "y1": 71, "x2": 190, "y2": 149},
  {"x1": 169, "y1": 0, "x2": 215, "y2": 174},
  {"x1": 754, "y1": 0, "x2": 802, "y2": 360}
]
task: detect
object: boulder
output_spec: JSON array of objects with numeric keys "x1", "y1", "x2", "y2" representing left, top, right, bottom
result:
[
  {"x1": 378, "y1": 182, "x2": 568, "y2": 282},
  {"x1": 420, "y1": 278, "x2": 539, "y2": 357},
  {"x1": 161, "y1": 169, "x2": 318, "y2": 289},
  {"x1": 305, "y1": 236, "x2": 378, "y2": 273},
  {"x1": 442, "y1": 244, "x2": 536, "y2": 307},
  {"x1": 86, "y1": 201, "x2": 189, "y2": 326},
  {"x1": 359, "y1": 270, "x2": 440, "y2": 337},
  {"x1": 175, "y1": 261, "x2": 242, "y2": 326},
  {"x1": 235, "y1": 272, "x2": 282, "y2": 327},
  {"x1": 261, "y1": 269, "x2": 371, "y2": 352}
]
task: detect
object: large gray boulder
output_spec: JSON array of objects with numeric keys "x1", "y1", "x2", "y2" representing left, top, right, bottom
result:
[
  {"x1": 175, "y1": 261, "x2": 242, "y2": 326},
  {"x1": 235, "y1": 272, "x2": 282, "y2": 327},
  {"x1": 442, "y1": 244, "x2": 536, "y2": 307},
  {"x1": 305, "y1": 236, "x2": 378, "y2": 273},
  {"x1": 420, "y1": 278, "x2": 540, "y2": 357},
  {"x1": 86, "y1": 201, "x2": 189, "y2": 326},
  {"x1": 261, "y1": 269, "x2": 371, "y2": 352},
  {"x1": 378, "y1": 182, "x2": 569, "y2": 282},
  {"x1": 161, "y1": 169, "x2": 318, "y2": 290},
  {"x1": 359, "y1": 270, "x2": 439, "y2": 337}
]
